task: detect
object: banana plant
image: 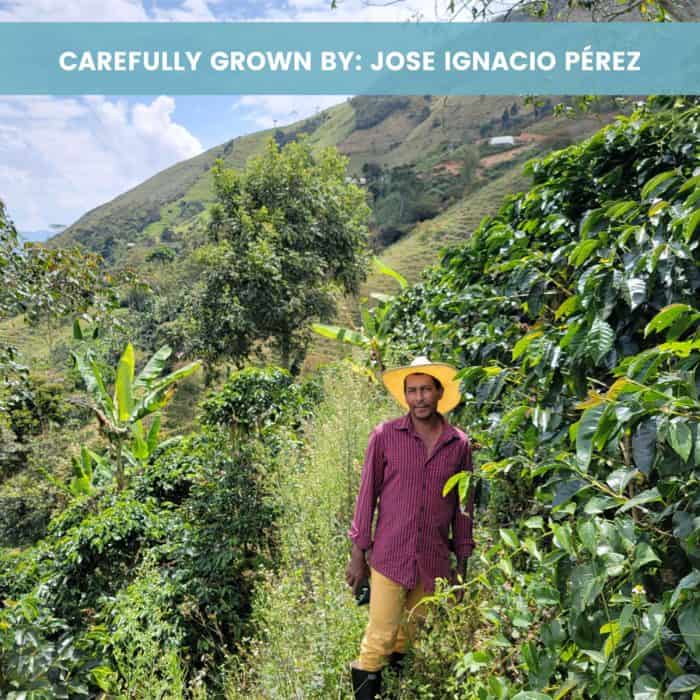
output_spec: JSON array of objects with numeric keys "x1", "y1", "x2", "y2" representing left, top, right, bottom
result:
[
  {"x1": 72, "y1": 342, "x2": 201, "y2": 491},
  {"x1": 68, "y1": 445, "x2": 109, "y2": 497},
  {"x1": 312, "y1": 257, "x2": 407, "y2": 378}
]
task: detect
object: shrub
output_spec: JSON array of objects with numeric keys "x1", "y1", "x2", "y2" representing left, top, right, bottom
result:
[
  {"x1": 0, "y1": 493, "x2": 55, "y2": 547},
  {"x1": 200, "y1": 366, "x2": 293, "y2": 432},
  {"x1": 146, "y1": 245, "x2": 177, "y2": 265},
  {"x1": 0, "y1": 594, "x2": 109, "y2": 699},
  {"x1": 377, "y1": 97, "x2": 700, "y2": 697},
  {"x1": 2, "y1": 373, "x2": 66, "y2": 445},
  {"x1": 105, "y1": 559, "x2": 191, "y2": 698}
]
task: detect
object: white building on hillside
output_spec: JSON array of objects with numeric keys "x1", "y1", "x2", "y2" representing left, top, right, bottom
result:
[{"x1": 489, "y1": 136, "x2": 516, "y2": 146}]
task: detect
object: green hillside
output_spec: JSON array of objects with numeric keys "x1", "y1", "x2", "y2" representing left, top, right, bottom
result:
[
  {"x1": 48, "y1": 96, "x2": 619, "y2": 271},
  {"x1": 18, "y1": 98, "x2": 622, "y2": 379}
]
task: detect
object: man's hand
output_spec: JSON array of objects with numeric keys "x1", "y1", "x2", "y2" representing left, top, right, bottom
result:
[{"x1": 346, "y1": 543, "x2": 370, "y2": 595}]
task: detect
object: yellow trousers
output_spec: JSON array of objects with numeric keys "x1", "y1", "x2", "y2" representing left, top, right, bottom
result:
[{"x1": 356, "y1": 568, "x2": 427, "y2": 672}]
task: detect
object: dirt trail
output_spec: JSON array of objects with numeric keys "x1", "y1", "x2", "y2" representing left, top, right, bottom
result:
[
  {"x1": 479, "y1": 144, "x2": 533, "y2": 168},
  {"x1": 518, "y1": 132, "x2": 547, "y2": 143},
  {"x1": 434, "y1": 133, "x2": 549, "y2": 174}
]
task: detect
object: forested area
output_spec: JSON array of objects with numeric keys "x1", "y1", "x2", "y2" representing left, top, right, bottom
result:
[
  {"x1": 0, "y1": 141, "x2": 367, "y2": 697},
  {"x1": 1, "y1": 96, "x2": 699, "y2": 698}
]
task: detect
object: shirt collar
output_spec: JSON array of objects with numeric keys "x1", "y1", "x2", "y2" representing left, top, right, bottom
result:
[{"x1": 394, "y1": 412, "x2": 459, "y2": 442}]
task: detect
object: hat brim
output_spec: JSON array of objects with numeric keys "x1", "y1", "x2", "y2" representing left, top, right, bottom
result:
[{"x1": 382, "y1": 362, "x2": 461, "y2": 414}]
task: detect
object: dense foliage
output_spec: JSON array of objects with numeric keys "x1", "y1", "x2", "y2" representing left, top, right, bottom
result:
[
  {"x1": 199, "y1": 365, "x2": 320, "y2": 440},
  {"x1": 1, "y1": 199, "x2": 111, "y2": 335},
  {"x1": 0, "y1": 358, "x2": 317, "y2": 697},
  {"x1": 375, "y1": 96, "x2": 700, "y2": 697},
  {"x1": 363, "y1": 154, "x2": 479, "y2": 247},
  {"x1": 1, "y1": 200, "x2": 123, "y2": 545},
  {"x1": 5, "y1": 95, "x2": 700, "y2": 699},
  {"x1": 184, "y1": 138, "x2": 370, "y2": 373}
]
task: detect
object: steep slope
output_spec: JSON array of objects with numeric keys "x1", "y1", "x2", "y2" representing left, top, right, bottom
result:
[
  {"x1": 48, "y1": 96, "x2": 619, "y2": 266},
  {"x1": 362, "y1": 110, "x2": 619, "y2": 292},
  {"x1": 46, "y1": 129, "x2": 273, "y2": 261}
]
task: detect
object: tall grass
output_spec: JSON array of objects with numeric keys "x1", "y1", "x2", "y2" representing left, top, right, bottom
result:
[{"x1": 225, "y1": 364, "x2": 397, "y2": 699}]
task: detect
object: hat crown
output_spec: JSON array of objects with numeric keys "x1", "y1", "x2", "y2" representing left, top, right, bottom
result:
[{"x1": 382, "y1": 356, "x2": 461, "y2": 414}]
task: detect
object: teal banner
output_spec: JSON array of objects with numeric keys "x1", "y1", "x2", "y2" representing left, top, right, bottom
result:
[{"x1": 0, "y1": 22, "x2": 698, "y2": 94}]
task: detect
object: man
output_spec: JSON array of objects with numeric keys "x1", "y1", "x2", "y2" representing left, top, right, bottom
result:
[{"x1": 346, "y1": 356, "x2": 475, "y2": 699}]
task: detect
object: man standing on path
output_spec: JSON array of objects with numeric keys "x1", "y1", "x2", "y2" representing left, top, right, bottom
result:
[{"x1": 346, "y1": 356, "x2": 475, "y2": 699}]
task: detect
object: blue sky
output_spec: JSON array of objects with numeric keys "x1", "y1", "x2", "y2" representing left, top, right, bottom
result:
[
  {"x1": 0, "y1": 0, "x2": 468, "y2": 234},
  {"x1": 0, "y1": 93, "x2": 352, "y2": 233}
]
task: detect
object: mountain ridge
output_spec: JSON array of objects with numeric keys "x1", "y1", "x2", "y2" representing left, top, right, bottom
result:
[{"x1": 48, "y1": 95, "x2": 618, "y2": 266}]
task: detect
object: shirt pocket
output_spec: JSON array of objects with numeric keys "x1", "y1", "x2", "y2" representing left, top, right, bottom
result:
[{"x1": 427, "y1": 460, "x2": 458, "y2": 492}]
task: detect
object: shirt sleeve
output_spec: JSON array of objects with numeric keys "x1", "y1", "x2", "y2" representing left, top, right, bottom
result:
[
  {"x1": 452, "y1": 437, "x2": 475, "y2": 560},
  {"x1": 348, "y1": 426, "x2": 385, "y2": 550}
]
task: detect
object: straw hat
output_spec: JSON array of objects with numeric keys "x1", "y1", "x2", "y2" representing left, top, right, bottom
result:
[{"x1": 382, "y1": 356, "x2": 461, "y2": 414}]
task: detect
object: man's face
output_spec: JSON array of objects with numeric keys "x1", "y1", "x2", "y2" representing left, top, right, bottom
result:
[{"x1": 404, "y1": 373, "x2": 443, "y2": 421}]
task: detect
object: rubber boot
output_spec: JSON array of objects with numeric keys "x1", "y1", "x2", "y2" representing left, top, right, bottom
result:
[{"x1": 351, "y1": 665, "x2": 382, "y2": 699}]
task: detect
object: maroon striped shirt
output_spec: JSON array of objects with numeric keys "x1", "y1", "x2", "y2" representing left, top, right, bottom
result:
[{"x1": 348, "y1": 413, "x2": 474, "y2": 592}]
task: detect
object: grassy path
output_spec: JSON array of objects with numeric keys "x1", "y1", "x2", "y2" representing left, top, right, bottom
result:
[{"x1": 226, "y1": 366, "x2": 397, "y2": 699}]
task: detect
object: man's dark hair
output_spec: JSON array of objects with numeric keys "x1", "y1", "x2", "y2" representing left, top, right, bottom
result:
[{"x1": 403, "y1": 373, "x2": 443, "y2": 393}]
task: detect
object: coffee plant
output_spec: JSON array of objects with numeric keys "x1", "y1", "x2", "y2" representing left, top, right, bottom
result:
[
  {"x1": 381, "y1": 96, "x2": 700, "y2": 698},
  {"x1": 1, "y1": 344, "x2": 317, "y2": 696}
]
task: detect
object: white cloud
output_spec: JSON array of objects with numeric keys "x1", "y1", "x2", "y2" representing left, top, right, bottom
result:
[
  {"x1": 0, "y1": 0, "x2": 149, "y2": 21},
  {"x1": 0, "y1": 0, "x2": 480, "y2": 24},
  {"x1": 0, "y1": 96, "x2": 89, "y2": 121},
  {"x1": 135, "y1": 96, "x2": 203, "y2": 154},
  {"x1": 263, "y1": 0, "x2": 473, "y2": 22},
  {"x1": 235, "y1": 94, "x2": 350, "y2": 128},
  {"x1": 0, "y1": 0, "x2": 222, "y2": 21},
  {"x1": 0, "y1": 95, "x2": 202, "y2": 231},
  {"x1": 151, "y1": 0, "x2": 218, "y2": 21},
  {"x1": 0, "y1": 103, "x2": 24, "y2": 119}
]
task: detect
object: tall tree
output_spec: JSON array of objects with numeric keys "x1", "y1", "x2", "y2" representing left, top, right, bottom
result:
[
  {"x1": 1, "y1": 198, "x2": 111, "y2": 469},
  {"x1": 0, "y1": 199, "x2": 23, "y2": 319},
  {"x1": 1, "y1": 198, "x2": 113, "y2": 346},
  {"x1": 187, "y1": 139, "x2": 370, "y2": 373}
]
